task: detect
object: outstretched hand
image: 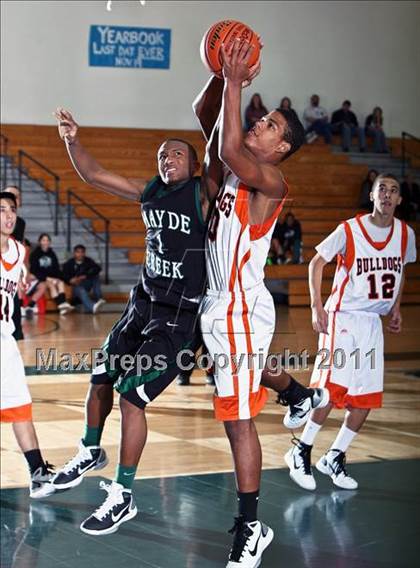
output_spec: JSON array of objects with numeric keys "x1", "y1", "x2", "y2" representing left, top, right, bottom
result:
[
  {"x1": 53, "y1": 107, "x2": 78, "y2": 145},
  {"x1": 220, "y1": 39, "x2": 257, "y2": 86}
]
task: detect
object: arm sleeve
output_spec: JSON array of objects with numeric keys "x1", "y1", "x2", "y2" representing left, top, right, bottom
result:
[
  {"x1": 315, "y1": 224, "x2": 347, "y2": 262},
  {"x1": 404, "y1": 227, "x2": 417, "y2": 264},
  {"x1": 62, "y1": 260, "x2": 74, "y2": 284},
  {"x1": 86, "y1": 258, "x2": 101, "y2": 277}
]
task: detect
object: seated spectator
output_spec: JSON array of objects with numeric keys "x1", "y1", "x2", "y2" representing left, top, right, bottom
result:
[
  {"x1": 63, "y1": 244, "x2": 106, "y2": 314},
  {"x1": 397, "y1": 174, "x2": 420, "y2": 221},
  {"x1": 244, "y1": 93, "x2": 268, "y2": 131},
  {"x1": 365, "y1": 107, "x2": 388, "y2": 153},
  {"x1": 277, "y1": 97, "x2": 299, "y2": 121},
  {"x1": 331, "y1": 100, "x2": 366, "y2": 152},
  {"x1": 359, "y1": 169, "x2": 378, "y2": 211},
  {"x1": 303, "y1": 94, "x2": 332, "y2": 144},
  {"x1": 27, "y1": 233, "x2": 74, "y2": 315},
  {"x1": 270, "y1": 212, "x2": 303, "y2": 264}
]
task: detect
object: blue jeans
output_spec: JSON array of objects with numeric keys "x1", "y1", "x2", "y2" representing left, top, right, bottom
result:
[
  {"x1": 306, "y1": 120, "x2": 332, "y2": 144},
  {"x1": 332, "y1": 124, "x2": 366, "y2": 150},
  {"x1": 366, "y1": 127, "x2": 388, "y2": 153},
  {"x1": 73, "y1": 277, "x2": 102, "y2": 313}
]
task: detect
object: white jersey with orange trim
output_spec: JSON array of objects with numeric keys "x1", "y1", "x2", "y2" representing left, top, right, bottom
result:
[
  {"x1": 206, "y1": 172, "x2": 286, "y2": 293},
  {"x1": 201, "y1": 172, "x2": 287, "y2": 421},
  {"x1": 0, "y1": 237, "x2": 25, "y2": 336},
  {"x1": 320, "y1": 214, "x2": 415, "y2": 316}
]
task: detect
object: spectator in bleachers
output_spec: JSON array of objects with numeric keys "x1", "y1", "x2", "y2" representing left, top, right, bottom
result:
[
  {"x1": 277, "y1": 97, "x2": 299, "y2": 122},
  {"x1": 359, "y1": 169, "x2": 378, "y2": 211},
  {"x1": 365, "y1": 106, "x2": 388, "y2": 153},
  {"x1": 303, "y1": 94, "x2": 332, "y2": 144},
  {"x1": 397, "y1": 174, "x2": 420, "y2": 221},
  {"x1": 62, "y1": 244, "x2": 106, "y2": 314},
  {"x1": 270, "y1": 212, "x2": 303, "y2": 264},
  {"x1": 244, "y1": 93, "x2": 268, "y2": 131},
  {"x1": 5, "y1": 185, "x2": 25, "y2": 339},
  {"x1": 331, "y1": 100, "x2": 366, "y2": 152},
  {"x1": 27, "y1": 233, "x2": 74, "y2": 315}
]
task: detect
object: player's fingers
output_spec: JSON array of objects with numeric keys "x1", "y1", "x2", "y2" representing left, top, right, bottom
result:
[
  {"x1": 256, "y1": 34, "x2": 264, "y2": 49},
  {"x1": 241, "y1": 42, "x2": 254, "y2": 63}
]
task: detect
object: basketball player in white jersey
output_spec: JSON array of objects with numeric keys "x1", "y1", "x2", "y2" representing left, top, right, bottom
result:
[
  {"x1": 0, "y1": 192, "x2": 55, "y2": 498},
  {"x1": 285, "y1": 174, "x2": 417, "y2": 491},
  {"x1": 194, "y1": 40, "x2": 328, "y2": 567}
]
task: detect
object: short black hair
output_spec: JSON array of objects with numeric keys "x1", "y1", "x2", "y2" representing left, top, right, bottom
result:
[
  {"x1": 74, "y1": 244, "x2": 86, "y2": 252},
  {"x1": 343, "y1": 100, "x2": 351, "y2": 106},
  {"x1": 38, "y1": 233, "x2": 51, "y2": 242},
  {"x1": 0, "y1": 191, "x2": 17, "y2": 206},
  {"x1": 373, "y1": 173, "x2": 401, "y2": 192},
  {"x1": 277, "y1": 109, "x2": 305, "y2": 161},
  {"x1": 165, "y1": 138, "x2": 198, "y2": 164}
]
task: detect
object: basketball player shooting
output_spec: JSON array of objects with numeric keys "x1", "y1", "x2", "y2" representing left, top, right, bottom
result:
[{"x1": 196, "y1": 39, "x2": 328, "y2": 567}]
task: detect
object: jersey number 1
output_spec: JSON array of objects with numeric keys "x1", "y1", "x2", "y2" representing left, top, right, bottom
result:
[{"x1": 367, "y1": 273, "x2": 396, "y2": 300}]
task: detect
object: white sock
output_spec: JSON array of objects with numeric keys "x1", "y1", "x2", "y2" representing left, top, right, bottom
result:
[
  {"x1": 330, "y1": 424, "x2": 357, "y2": 453},
  {"x1": 300, "y1": 419, "x2": 322, "y2": 446}
]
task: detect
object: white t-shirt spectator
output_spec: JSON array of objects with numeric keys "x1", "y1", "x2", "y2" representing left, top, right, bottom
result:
[{"x1": 303, "y1": 105, "x2": 329, "y2": 129}]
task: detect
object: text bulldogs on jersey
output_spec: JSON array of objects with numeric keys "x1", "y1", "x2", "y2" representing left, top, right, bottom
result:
[
  {"x1": 356, "y1": 256, "x2": 402, "y2": 276},
  {"x1": 0, "y1": 277, "x2": 18, "y2": 296}
]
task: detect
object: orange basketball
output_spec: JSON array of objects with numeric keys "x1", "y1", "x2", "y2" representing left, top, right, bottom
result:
[{"x1": 200, "y1": 20, "x2": 260, "y2": 77}]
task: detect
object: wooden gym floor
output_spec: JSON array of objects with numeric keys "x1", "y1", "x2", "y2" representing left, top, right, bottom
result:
[{"x1": 1, "y1": 305, "x2": 420, "y2": 567}]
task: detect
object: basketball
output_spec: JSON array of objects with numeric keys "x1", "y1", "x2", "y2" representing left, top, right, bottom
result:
[{"x1": 200, "y1": 20, "x2": 261, "y2": 77}]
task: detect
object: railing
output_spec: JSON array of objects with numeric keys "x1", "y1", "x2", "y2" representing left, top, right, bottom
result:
[
  {"x1": 401, "y1": 131, "x2": 420, "y2": 177},
  {"x1": 0, "y1": 133, "x2": 9, "y2": 186},
  {"x1": 18, "y1": 149, "x2": 60, "y2": 235},
  {"x1": 67, "y1": 190, "x2": 110, "y2": 284}
]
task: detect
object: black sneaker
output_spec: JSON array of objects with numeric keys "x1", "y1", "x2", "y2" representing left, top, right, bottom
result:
[
  {"x1": 283, "y1": 388, "x2": 330, "y2": 429},
  {"x1": 30, "y1": 463, "x2": 56, "y2": 499},
  {"x1": 226, "y1": 516, "x2": 273, "y2": 567},
  {"x1": 80, "y1": 481, "x2": 137, "y2": 535},
  {"x1": 53, "y1": 440, "x2": 108, "y2": 490}
]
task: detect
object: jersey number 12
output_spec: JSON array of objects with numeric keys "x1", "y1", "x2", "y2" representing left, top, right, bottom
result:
[{"x1": 367, "y1": 273, "x2": 396, "y2": 300}]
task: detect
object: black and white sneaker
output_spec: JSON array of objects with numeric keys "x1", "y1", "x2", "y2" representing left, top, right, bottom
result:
[
  {"x1": 53, "y1": 440, "x2": 108, "y2": 490},
  {"x1": 284, "y1": 439, "x2": 316, "y2": 491},
  {"x1": 316, "y1": 449, "x2": 358, "y2": 490},
  {"x1": 226, "y1": 516, "x2": 273, "y2": 567},
  {"x1": 283, "y1": 388, "x2": 330, "y2": 429},
  {"x1": 80, "y1": 481, "x2": 137, "y2": 535},
  {"x1": 30, "y1": 463, "x2": 56, "y2": 499}
]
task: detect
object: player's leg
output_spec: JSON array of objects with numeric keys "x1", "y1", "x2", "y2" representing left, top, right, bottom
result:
[
  {"x1": 284, "y1": 311, "x2": 354, "y2": 491},
  {"x1": 316, "y1": 313, "x2": 383, "y2": 490},
  {"x1": 1, "y1": 335, "x2": 54, "y2": 498},
  {"x1": 53, "y1": 288, "x2": 145, "y2": 490},
  {"x1": 80, "y1": 302, "x2": 199, "y2": 535},
  {"x1": 201, "y1": 289, "x2": 274, "y2": 566}
]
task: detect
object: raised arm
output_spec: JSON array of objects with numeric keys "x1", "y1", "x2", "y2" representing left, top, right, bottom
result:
[
  {"x1": 309, "y1": 252, "x2": 329, "y2": 334},
  {"x1": 192, "y1": 76, "x2": 224, "y2": 142},
  {"x1": 54, "y1": 108, "x2": 146, "y2": 202},
  {"x1": 218, "y1": 42, "x2": 285, "y2": 198}
]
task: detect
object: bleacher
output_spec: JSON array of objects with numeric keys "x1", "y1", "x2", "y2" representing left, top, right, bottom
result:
[{"x1": 1, "y1": 124, "x2": 419, "y2": 307}]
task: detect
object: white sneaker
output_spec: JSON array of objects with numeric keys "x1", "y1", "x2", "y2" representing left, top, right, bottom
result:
[
  {"x1": 30, "y1": 464, "x2": 56, "y2": 499},
  {"x1": 93, "y1": 299, "x2": 106, "y2": 314},
  {"x1": 316, "y1": 449, "x2": 358, "y2": 490},
  {"x1": 284, "y1": 441, "x2": 316, "y2": 491},
  {"x1": 80, "y1": 481, "x2": 137, "y2": 535},
  {"x1": 305, "y1": 132, "x2": 318, "y2": 144},
  {"x1": 226, "y1": 517, "x2": 273, "y2": 567},
  {"x1": 283, "y1": 387, "x2": 330, "y2": 429},
  {"x1": 58, "y1": 302, "x2": 75, "y2": 315}
]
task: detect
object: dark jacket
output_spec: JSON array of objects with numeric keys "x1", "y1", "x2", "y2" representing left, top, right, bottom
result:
[
  {"x1": 29, "y1": 247, "x2": 63, "y2": 281},
  {"x1": 12, "y1": 216, "x2": 26, "y2": 243},
  {"x1": 62, "y1": 257, "x2": 101, "y2": 284},
  {"x1": 331, "y1": 109, "x2": 358, "y2": 127}
]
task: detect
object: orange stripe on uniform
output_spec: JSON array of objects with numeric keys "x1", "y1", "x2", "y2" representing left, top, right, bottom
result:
[
  {"x1": 0, "y1": 403, "x2": 32, "y2": 423},
  {"x1": 400, "y1": 220, "x2": 408, "y2": 262}
]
